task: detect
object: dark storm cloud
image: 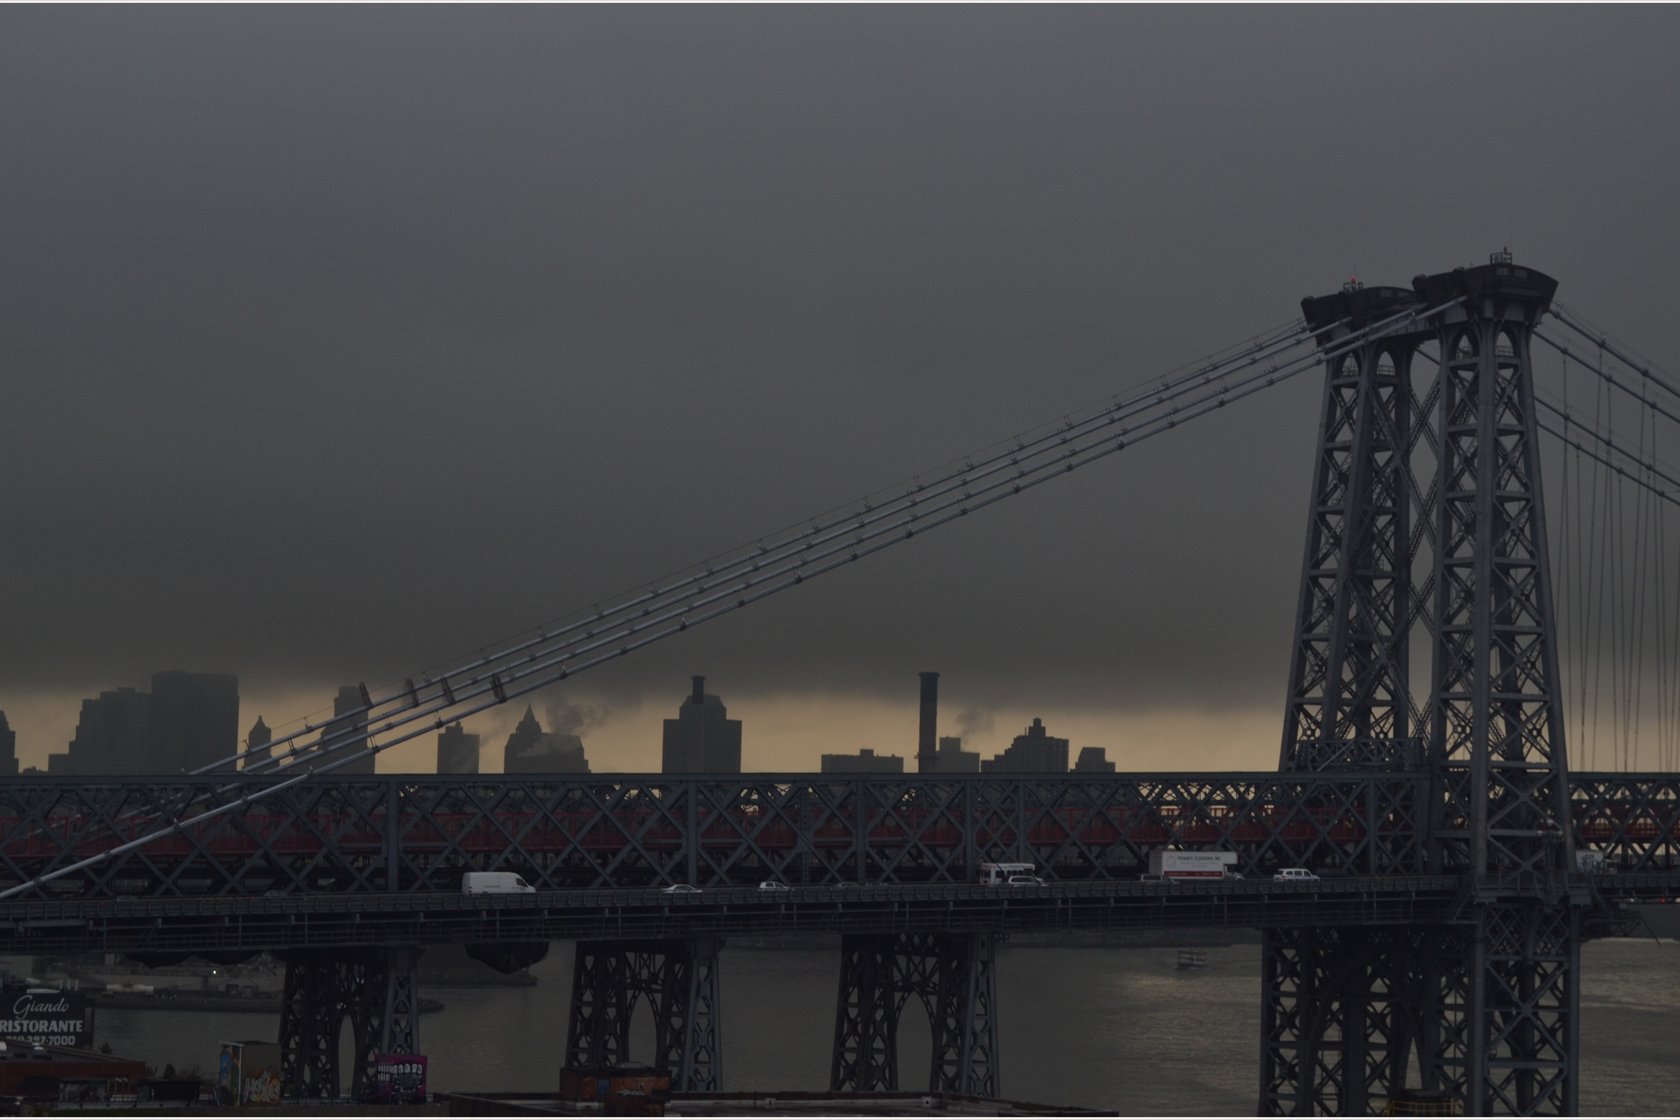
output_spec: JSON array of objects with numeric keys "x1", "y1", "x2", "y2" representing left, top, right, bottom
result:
[{"x1": 3, "y1": 7, "x2": 1678, "y2": 737}]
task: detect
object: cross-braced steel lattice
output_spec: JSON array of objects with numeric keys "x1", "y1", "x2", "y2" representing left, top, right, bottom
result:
[
  {"x1": 6, "y1": 769, "x2": 1674, "y2": 905},
  {"x1": 565, "y1": 938, "x2": 723, "y2": 1092},
  {"x1": 1265, "y1": 282, "x2": 1437, "y2": 1115},
  {"x1": 830, "y1": 931, "x2": 999, "y2": 1098},
  {"x1": 278, "y1": 946, "x2": 422, "y2": 1100},
  {"x1": 1281, "y1": 282, "x2": 1434, "y2": 774},
  {"x1": 1267, "y1": 259, "x2": 1593, "y2": 1116}
]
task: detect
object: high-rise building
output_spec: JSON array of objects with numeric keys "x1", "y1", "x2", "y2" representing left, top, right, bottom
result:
[
  {"x1": 918, "y1": 671, "x2": 940, "y2": 773},
  {"x1": 64, "y1": 687, "x2": 152, "y2": 774},
  {"x1": 244, "y1": 717, "x2": 273, "y2": 771},
  {"x1": 0, "y1": 711, "x2": 16, "y2": 777},
  {"x1": 981, "y1": 717, "x2": 1069, "y2": 773},
  {"x1": 54, "y1": 673, "x2": 240, "y2": 775},
  {"x1": 322, "y1": 684, "x2": 375, "y2": 775},
  {"x1": 661, "y1": 676, "x2": 741, "y2": 774},
  {"x1": 502, "y1": 707, "x2": 589, "y2": 774},
  {"x1": 930, "y1": 735, "x2": 980, "y2": 773},
  {"x1": 1074, "y1": 746, "x2": 1115, "y2": 773},
  {"x1": 820, "y1": 747, "x2": 904, "y2": 774},
  {"x1": 149, "y1": 670, "x2": 240, "y2": 773},
  {"x1": 438, "y1": 722, "x2": 481, "y2": 774}
]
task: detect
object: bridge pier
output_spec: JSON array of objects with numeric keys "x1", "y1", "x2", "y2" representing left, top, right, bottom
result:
[
  {"x1": 1259, "y1": 926, "x2": 1424, "y2": 1114},
  {"x1": 830, "y1": 932, "x2": 999, "y2": 1098},
  {"x1": 564, "y1": 937, "x2": 723, "y2": 1091},
  {"x1": 1263, "y1": 901, "x2": 1582, "y2": 1115},
  {"x1": 277, "y1": 946, "x2": 423, "y2": 1101}
]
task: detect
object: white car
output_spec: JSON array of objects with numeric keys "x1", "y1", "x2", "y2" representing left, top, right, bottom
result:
[
  {"x1": 1007, "y1": 874, "x2": 1046, "y2": 887},
  {"x1": 1273, "y1": 868, "x2": 1320, "y2": 883},
  {"x1": 661, "y1": 883, "x2": 702, "y2": 895},
  {"x1": 757, "y1": 880, "x2": 792, "y2": 892}
]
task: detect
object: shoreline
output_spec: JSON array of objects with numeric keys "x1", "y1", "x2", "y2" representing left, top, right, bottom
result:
[{"x1": 91, "y1": 992, "x2": 446, "y2": 1014}]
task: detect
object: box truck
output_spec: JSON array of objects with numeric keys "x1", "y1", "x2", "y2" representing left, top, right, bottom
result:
[{"x1": 1147, "y1": 850, "x2": 1238, "y2": 880}]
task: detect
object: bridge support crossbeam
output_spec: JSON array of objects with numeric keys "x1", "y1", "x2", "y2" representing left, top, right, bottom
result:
[
  {"x1": 564, "y1": 938, "x2": 723, "y2": 1092},
  {"x1": 830, "y1": 932, "x2": 999, "y2": 1099}
]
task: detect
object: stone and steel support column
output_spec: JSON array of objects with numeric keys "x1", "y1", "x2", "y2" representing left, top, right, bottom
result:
[
  {"x1": 348, "y1": 946, "x2": 423, "y2": 1100},
  {"x1": 564, "y1": 938, "x2": 724, "y2": 1092},
  {"x1": 831, "y1": 934, "x2": 902, "y2": 1091},
  {"x1": 830, "y1": 931, "x2": 999, "y2": 1099},
  {"x1": 278, "y1": 946, "x2": 424, "y2": 1101},
  {"x1": 278, "y1": 952, "x2": 348, "y2": 1101}
]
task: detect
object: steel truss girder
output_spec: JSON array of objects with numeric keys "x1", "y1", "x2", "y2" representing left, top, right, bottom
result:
[
  {"x1": 278, "y1": 946, "x2": 423, "y2": 1101},
  {"x1": 1569, "y1": 775, "x2": 1680, "y2": 868},
  {"x1": 565, "y1": 937, "x2": 724, "y2": 1091},
  {"x1": 7, "y1": 772, "x2": 1680, "y2": 903},
  {"x1": 830, "y1": 932, "x2": 999, "y2": 1098},
  {"x1": 0, "y1": 774, "x2": 1450, "y2": 900}
]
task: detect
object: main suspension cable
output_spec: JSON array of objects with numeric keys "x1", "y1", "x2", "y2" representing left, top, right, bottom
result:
[{"x1": 1, "y1": 301, "x2": 1461, "y2": 898}]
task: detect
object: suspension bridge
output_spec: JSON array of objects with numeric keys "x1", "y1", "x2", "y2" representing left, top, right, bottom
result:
[{"x1": 3, "y1": 253, "x2": 1678, "y2": 1114}]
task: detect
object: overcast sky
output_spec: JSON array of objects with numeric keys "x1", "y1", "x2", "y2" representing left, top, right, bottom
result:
[{"x1": 4, "y1": 6, "x2": 1677, "y2": 773}]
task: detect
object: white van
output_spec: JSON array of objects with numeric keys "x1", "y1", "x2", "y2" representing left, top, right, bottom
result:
[
  {"x1": 1273, "y1": 868, "x2": 1320, "y2": 883},
  {"x1": 978, "y1": 862, "x2": 1036, "y2": 886},
  {"x1": 461, "y1": 871, "x2": 536, "y2": 895}
]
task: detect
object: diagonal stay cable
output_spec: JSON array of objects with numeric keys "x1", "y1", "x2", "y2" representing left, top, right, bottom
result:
[
  {"x1": 228, "y1": 317, "x2": 1330, "y2": 778},
  {"x1": 0, "y1": 300, "x2": 1455, "y2": 899},
  {"x1": 256, "y1": 308, "x2": 1434, "y2": 779},
  {"x1": 0, "y1": 319, "x2": 1327, "y2": 878}
]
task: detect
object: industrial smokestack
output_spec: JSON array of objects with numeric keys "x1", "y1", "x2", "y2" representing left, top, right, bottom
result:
[
  {"x1": 918, "y1": 671, "x2": 939, "y2": 773},
  {"x1": 691, "y1": 676, "x2": 706, "y2": 705}
]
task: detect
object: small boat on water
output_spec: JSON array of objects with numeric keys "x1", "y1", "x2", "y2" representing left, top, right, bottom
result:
[{"x1": 1175, "y1": 948, "x2": 1208, "y2": 970}]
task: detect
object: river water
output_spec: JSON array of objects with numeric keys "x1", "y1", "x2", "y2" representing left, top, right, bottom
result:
[{"x1": 53, "y1": 937, "x2": 1680, "y2": 1114}]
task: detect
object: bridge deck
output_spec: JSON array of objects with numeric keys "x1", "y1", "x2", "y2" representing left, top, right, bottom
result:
[{"x1": 3, "y1": 873, "x2": 1671, "y2": 954}]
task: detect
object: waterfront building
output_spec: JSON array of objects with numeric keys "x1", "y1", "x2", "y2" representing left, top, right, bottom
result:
[
  {"x1": 438, "y1": 722, "x2": 481, "y2": 774},
  {"x1": 982, "y1": 717, "x2": 1070, "y2": 773},
  {"x1": 0, "y1": 710, "x2": 15, "y2": 776},
  {"x1": 820, "y1": 747, "x2": 904, "y2": 774},
  {"x1": 503, "y1": 707, "x2": 589, "y2": 773},
  {"x1": 661, "y1": 676, "x2": 741, "y2": 774}
]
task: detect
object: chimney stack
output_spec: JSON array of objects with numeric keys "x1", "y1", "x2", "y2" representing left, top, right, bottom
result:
[
  {"x1": 918, "y1": 671, "x2": 940, "y2": 773},
  {"x1": 691, "y1": 676, "x2": 706, "y2": 705}
]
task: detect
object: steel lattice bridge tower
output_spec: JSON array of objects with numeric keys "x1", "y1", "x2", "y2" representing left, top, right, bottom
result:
[
  {"x1": 1270, "y1": 256, "x2": 1583, "y2": 1114},
  {"x1": 3, "y1": 255, "x2": 1668, "y2": 1115}
]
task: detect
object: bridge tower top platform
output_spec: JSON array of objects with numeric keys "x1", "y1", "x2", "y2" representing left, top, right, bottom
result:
[{"x1": 1413, "y1": 252, "x2": 1559, "y2": 324}]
